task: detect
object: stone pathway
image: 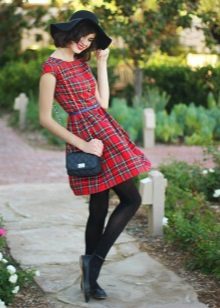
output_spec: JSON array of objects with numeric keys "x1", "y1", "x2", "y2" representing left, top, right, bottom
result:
[
  {"x1": 0, "y1": 183, "x2": 207, "y2": 308},
  {"x1": 0, "y1": 117, "x2": 66, "y2": 185},
  {"x1": 0, "y1": 117, "x2": 210, "y2": 307}
]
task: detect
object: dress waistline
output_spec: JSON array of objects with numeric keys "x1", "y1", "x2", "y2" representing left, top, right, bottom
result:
[{"x1": 68, "y1": 103, "x2": 100, "y2": 116}]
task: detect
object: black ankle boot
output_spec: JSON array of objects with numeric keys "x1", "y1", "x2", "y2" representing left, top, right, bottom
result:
[
  {"x1": 79, "y1": 254, "x2": 107, "y2": 301},
  {"x1": 79, "y1": 255, "x2": 92, "y2": 302},
  {"x1": 89, "y1": 254, "x2": 107, "y2": 297},
  {"x1": 80, "y1": 280, "x2": 107, "y2": 300},
  {"x1": 90, "y1": 282, "x2": 107, "y2": 300}
]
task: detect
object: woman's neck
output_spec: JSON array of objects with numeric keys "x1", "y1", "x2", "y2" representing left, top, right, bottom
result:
[{"x1": 57, "y1": 47, "x2": 75, "y2": 61}]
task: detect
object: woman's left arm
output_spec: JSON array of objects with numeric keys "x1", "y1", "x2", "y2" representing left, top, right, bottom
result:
[{"x1": 95, "y1": 48, "x2": 110, "y2": 109}]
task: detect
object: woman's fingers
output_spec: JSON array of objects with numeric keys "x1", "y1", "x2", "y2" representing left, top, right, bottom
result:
[
  {"x1": 96, "y1": 48, "x2": 109, "y2": 60},
  {"x1": 87, "y1": 139, "x2": 104, "y2": 156}
]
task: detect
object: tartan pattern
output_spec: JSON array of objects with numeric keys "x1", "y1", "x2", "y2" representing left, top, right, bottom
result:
[{"x1": 41, "y1": 57, "x2": 151, "y2": 195}]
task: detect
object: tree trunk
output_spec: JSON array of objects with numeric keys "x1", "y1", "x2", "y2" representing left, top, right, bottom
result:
[{"x1": 133, "y1": 66, "x2": 143, "y2": 106}]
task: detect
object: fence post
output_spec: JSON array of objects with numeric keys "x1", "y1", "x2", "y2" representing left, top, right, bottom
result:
[
  {"x1": 14, "y1": 93, "x2": 29, "y2": 130},
  {"x1": 143, "y1": 108, "x2": 156, "y2": 148},
  {"x1": 139, "y1": 170, "x2": 167, "y2": 236}
]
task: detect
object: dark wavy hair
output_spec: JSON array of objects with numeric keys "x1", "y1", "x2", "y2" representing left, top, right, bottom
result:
[{"x1": 52, "y1": 20, "x2": 98, "y2": 61}]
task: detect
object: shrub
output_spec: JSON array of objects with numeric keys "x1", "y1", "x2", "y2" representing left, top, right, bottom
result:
[
  {"x1": 0, "y1": 218, "x2": 39, "y2": 306},
  {"x1": 156, "y1": 110, "x2": 183, "y2": 143},
  {"x1": 160, "y1": 148, "x2": 220, "y2": 205},
  {"x1": 156, "y1": 102, "x2": 219, "y2": 145},
  {"x1": 160, "y1": 150, "x2": 220, "y2": 278},
  {"x1": 196, "y1": 147, "x2": 220, "y2": 202},
  {"x1": 209, "y1": 109, "x2": 220, "y2": 140},
  {"x1": 0, "y1": 47, "x2": 56, "y2": 110},
  {"x1": 109, "y1": 98, "x2": 143, "y2": 143},
  {"x1": 2, "y1": 49, "x2": 220, "y2": 113},
  {"x1": 205, "y1": 145, "x2": 220, "y2": 166},
  {"x1": 9, "y1": 92, "x2": 67, "y2": 147},
  {"x1": 0, "y1": 59, "x2": 42, "y2": 110},
  {"x1": 109, "y1": 98, "x2": 220, "y2": 146},
  {"x1": 0, "y1": 256, "x2": 36, "y2": 305},
  {"x1": 18, "y1": 47, "x2": 54, "y2": 63},
  {"x1": 165, "y1": 198, "x2": 220, "y2": 277},
  {"x1": 143, "y1": 65, "x2": 220, "y2": 110},
  {"x1": 9, "y1": 90, "x2": 220, "y2": 147},
  {"x1": 137, "y1": 86, "x2": 170, "y2": 112},
  {"x1": 0, "y1": 47, "x2": 117, "y2": 113}
]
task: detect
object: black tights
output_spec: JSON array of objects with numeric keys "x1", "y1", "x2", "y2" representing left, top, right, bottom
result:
[{"x1": 85, "y1": 178, "x2": 142, "y2": 259}]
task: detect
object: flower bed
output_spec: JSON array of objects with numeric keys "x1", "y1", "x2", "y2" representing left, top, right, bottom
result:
[{"x1": 0, "y1": 221, "x2": 39, "y2": 307}]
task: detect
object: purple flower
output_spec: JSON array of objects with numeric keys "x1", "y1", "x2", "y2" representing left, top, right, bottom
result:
[{"x1": 0, "y1": 228, "x2": 6, "y2": 237}]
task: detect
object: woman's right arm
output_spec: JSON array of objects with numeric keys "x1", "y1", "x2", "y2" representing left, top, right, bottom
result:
[{"x1": 38, "y1": 73, "x2": 103, "y2": 156}]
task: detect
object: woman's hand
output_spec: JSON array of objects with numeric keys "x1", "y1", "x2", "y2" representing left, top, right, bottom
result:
[
  {"x1": 95, "y1": 49, "x2": 110, "y2": 108},
  {"x1": 82, "y1": 139, "x2": 104, "y2": 157},
  {"x1": 96, "y1": 48, "x2": 109, "y2": 62}
]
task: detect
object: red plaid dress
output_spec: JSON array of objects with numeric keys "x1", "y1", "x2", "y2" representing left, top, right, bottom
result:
[{"x1": 42, "y1": 57, "x2": 151, "y2": 195}]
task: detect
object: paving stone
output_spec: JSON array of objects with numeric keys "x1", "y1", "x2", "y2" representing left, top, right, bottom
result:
[
  {"x1": 116, "y1": 241, "x2": 140, "y2": 257},
  {"x1": 7, "y1": 225, "x2": 85, "y2": 266},
  {"x1": 0, "y1": 182, "x2": 207, "y2": 308},
  {"x1": 35, "y1": 263, "x2": 79, "y2": 293},
  {"x1": 148, "y1": 304, "x2": 208, "y2": 308}
]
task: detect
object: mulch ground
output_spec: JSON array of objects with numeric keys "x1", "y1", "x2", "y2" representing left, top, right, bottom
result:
[{"x1": 8, "y1": 285, "x2": 51, "y2": 308}]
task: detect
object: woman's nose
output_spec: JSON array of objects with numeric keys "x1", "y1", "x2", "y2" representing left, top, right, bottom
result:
[{"x1": 80, "y1": 38, "x2": 89, "y2": 47}]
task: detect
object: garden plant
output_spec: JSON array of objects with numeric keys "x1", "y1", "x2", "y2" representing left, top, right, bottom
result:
[
  {"x1": 0, "y1": 218, "x2": 40, "y2": 306},
  {"x1": 159, "y1": 146, "x2": 220, "y2": 279}
]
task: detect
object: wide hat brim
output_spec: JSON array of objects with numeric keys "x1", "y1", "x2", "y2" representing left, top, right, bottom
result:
[{"x1": 50, "y1": 17, "x2": 112, "y2": 50}]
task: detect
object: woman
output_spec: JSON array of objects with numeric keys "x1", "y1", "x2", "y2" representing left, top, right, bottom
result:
[{"x1": 39, "y1": 10, "x2": 151, "y2": 303}]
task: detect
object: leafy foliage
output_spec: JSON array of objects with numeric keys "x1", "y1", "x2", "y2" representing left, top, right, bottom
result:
[
  {"x1": 9, "y1": 92, "x2": 67, "y2": 148},
  {"x1": 0, "y1": 258, "x2": 35, "y2": 305},
  {"x1": 160, "y1": 154, "x2": 220, "y2": 278},
  {"x1": 155, "y1": 101, "x2": 220, "y2": 145},
  {"x1": 142, "y1": 65, "x2": 220, "y2": 110},
  {"x1": 0, "y1": 0, "x2": 24, "y2": 65},
  {"x1": 0, "y1": 216, "x2": 36, "y2": 305},
  {"x1": 109, "y1": 98, "x2": 143, "y2": 143},
  {"x1": 96, "y1": 0, "x2": 198, "y2": 64},
  {"x1": 93, "y1": 0, "x2": 198, "y2": 99},
  {"x1": 9, "y1": 88, "x2": 220, "y2": 147},
  {"x1": 140, "y1": 87, "x2": 170, "y2": 112},
  {"x1": 156, "y1": 110, "x2": 183, "y2": 143},
  {"x1": 0, "y1": 0, "x2": 47, "y2": 65},
  {"x1": 197, "y1": 0, "x2": 220, "y2": 46},
  {"x1": 0, "y1": 59, "x2": 42, "y2": 110}
]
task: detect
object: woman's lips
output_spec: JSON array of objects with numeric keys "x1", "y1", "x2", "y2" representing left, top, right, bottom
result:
[{"x1": 77, "y1": 43, "x2": 86, "y2": 51}]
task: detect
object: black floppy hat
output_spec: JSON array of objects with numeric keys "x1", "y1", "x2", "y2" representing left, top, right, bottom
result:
[{"x1": 50, "y1": 10, "x2": 112, "y2": 50}]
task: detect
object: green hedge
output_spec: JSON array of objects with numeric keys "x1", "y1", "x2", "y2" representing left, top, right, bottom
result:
[
  {"x1": 0, "y1": 47, "x2": 56, "y2": 110},
  {"x1": 110, "y1": 64, "x2": 220, "y2": 110},
  {"x1": 109, "y1": 99, "x2": 220, "y2": 145},
  {"x1": 0, "y1": 48, "x2": 117, "y2": 111},
  {"x1": 159, "y1": 152, "x2": 220, "y2": 278},
  {"x1": 143, "y1": 65, "x2": 220, "y2": 110},
  {"x1": 1, "y1": 48, "x2": 220, "y2": 112},
  {"x1": 156, "y1": 103, "x2": 220, "y2": 144},
  {"x1": 0, "y1": 59, "x2": 42, "y2": 110}
]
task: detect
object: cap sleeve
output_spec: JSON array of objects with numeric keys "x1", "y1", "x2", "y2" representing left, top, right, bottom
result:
[
  {"x1": 41, "y1": 62, "x2": 57, "y2": 78},
  {"x1": 84, "y1": 61, "x2": 96, "y2": 77}
]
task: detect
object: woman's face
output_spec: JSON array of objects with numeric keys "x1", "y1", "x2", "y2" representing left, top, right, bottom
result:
[{"x1": 71, "y1": 33, "x2": 96, "y2": 53}]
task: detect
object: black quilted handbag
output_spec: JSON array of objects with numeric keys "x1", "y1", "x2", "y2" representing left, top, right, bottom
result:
[
  {"x1": 53, "y1": 103, "x2": 102, "y2": 177},
  {"x1": 66, "y1": 151, "x2": 102, "y2": 177}
]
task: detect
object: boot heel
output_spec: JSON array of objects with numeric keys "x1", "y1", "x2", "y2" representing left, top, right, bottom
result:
[{"x1": 80, "y1": 255, "x2": 91, "y2": 303}]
